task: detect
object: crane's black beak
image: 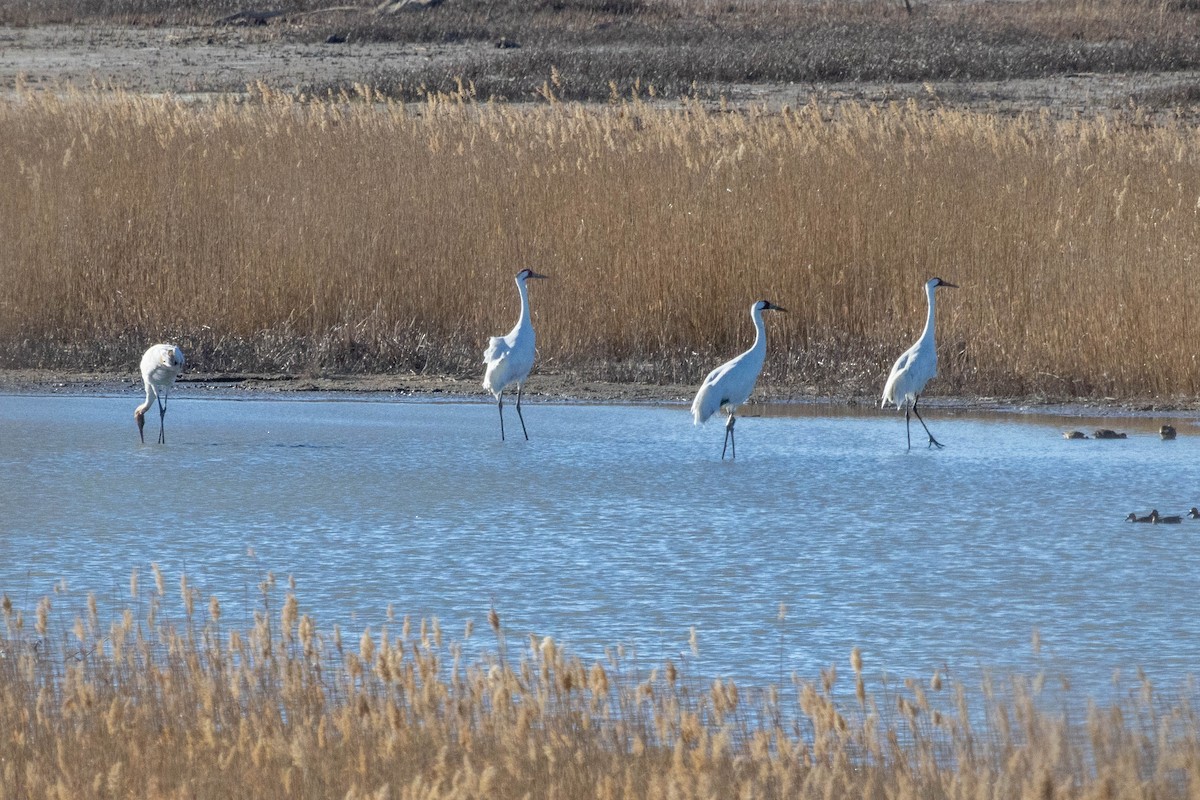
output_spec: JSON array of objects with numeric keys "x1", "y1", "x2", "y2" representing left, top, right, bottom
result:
[
  {"x1": 136, "y1": 413, "x2": 146, "y2": 443},
  {"x1": 528, "y1": 271, "x2": 549, "y2": 280}
]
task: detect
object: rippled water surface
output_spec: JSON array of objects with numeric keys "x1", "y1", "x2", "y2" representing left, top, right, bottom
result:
[{"x1": 3, "y1": 392, "x2": 1200, "y2": 700}]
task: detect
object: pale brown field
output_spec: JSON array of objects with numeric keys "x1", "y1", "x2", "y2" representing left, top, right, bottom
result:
[
  {"x1": 2, "y1": 573, "x2": 1198, "y2": 799},
  {"x1": 1, "y1": 87, "x2": 1198, "y2": 400}
]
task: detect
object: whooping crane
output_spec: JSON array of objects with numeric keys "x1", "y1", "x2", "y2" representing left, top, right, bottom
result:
[
  {"x1": 135, "y1": 343, "x2": 185, "y2": 444},
  {"x1": 881, "y1": 277, "x2": 956, "y2": 451},
  {"x1": 483, "y1": 268, "x2": 548, "y2": 441},
  {"x1": 691, "y1": 300, "x2": 787, "y2": 460}
]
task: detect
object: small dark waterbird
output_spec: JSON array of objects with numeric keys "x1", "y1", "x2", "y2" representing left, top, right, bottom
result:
[
  {"x1": 1150, "y1": 509, "x2": 1182, "y2": 524},
  {"x1": 881, "y1": 277, "x2": 957, "y2": 451}
]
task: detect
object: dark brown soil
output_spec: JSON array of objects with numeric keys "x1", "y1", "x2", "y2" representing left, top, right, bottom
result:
[{"x1": 0, "y1": 367, "x2": 700, "y2": 403}]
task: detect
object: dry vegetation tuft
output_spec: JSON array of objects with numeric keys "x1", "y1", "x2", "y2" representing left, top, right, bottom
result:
[
  {"x1": 1, "y1": 87, "x2": 1199, "y2": 398},
  {"x1": 2, "y1": 575, "x2": 1199, "y2": 798}
]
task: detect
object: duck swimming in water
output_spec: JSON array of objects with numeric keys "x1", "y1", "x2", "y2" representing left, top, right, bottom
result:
[
  {"x1": 1150, "y1": 510, "x2": 1182, "y2": 524},
  {"x1": 1126, "y1": 512, "x2": 1153, "y2": 523},
  {"x1": 1094, "y1": 429, "x2": 1127, "y2": 439},
  {"x1": 1062, "y1": 430, "x2": 1088, "y2": 439},
  {"x1": 1160, "y1": 425, "x2": 1177, "y2": 440},
  {"x1": 1188, "y1": 507, "x2": 1200, "y2": 519}
]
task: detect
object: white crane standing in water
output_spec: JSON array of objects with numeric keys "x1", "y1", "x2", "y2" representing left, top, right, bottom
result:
[
  {"x1": 691, "y1": 300, "x2": 787, "y2": 459},
  {"x1": 881, "y1": 277, "x2": 957, "y2": 451},
  {"x1": 135, "y1": 343, "x2": 185, "y2": 444},
  {"x1": 483, "y1": 268, "x2": 549, "y2": 441}
]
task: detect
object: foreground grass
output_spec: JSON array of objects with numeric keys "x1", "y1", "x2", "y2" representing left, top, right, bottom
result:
[
  {"x1": 2, "y1": 572, "x2": 1198, "y2": 798},
  {"x1": 1, "y1": 88, "x2": 1199, "y2": 399}
]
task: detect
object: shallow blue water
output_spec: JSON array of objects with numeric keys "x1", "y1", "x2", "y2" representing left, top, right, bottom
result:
[{"x1": 2, "y1": 392, "x2": 1199, "y2": 702}]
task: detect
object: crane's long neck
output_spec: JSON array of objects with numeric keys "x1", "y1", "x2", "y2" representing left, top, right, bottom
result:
[
  {"x1": 746, "y1": 305, "x2": 768, "y2": 361},
  {"x1": 515, "y1": 278, "x2": 532, "y2": 332},
  {"x1": 135, "y1": 380, "x2": 156, "y2": 417},
  {"x1": 918, "y1": 283, "x2": 938, "y2": 346}
]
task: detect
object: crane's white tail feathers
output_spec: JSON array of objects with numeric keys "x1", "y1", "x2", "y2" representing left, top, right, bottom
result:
[
  {"x1": 691, "y1": 387, "x2": 720, "y2": 426},
  {"x1": 881, "y1": 382, "x2": 911, "y2": 411},
  {"x1": 482, "y1": 337, "x2": 509, "y2": 392},
  {"x1": 881, "y1": 376, "x2": 898, "y2": 409},
  {"x1": 881, "y1": 346, "x2": 917, "y2": 409},
  {"x1": 482, "y1": 336, "x2": 507, "y2": 365}
]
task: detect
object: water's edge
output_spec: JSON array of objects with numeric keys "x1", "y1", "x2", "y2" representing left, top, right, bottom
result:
[{"x1": 5, "y1": 367, "x2": 1200, "y2": 415}]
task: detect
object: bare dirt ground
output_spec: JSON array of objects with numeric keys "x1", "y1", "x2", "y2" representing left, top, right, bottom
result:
[
  {"x1": 0, "y1": 23, "x2": 483, "y2": 96},
  {"x1": 3, "y1": 22, "x2": 1199, "y2": 115}
]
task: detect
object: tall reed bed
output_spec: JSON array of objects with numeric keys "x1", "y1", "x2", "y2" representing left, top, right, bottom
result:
[
  {"x1": 2, "y1": 87, "x2": 1199, "y2": 398},
  {"x1": 2, "y1": 572, "x2": 1198, "y2": 798}
]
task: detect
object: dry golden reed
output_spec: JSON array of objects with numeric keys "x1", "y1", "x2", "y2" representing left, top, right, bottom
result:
[
  {"x1": 2, "y1": 577, "x2": 1199, "y2": 799},
  {"x1": 2, "y1": 86, "x2": 1199, "y2": 399}
]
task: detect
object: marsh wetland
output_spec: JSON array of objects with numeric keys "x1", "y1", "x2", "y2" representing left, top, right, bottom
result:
[{"x1": 5, "y1": 0, "x2": 1200, "y2": 794}]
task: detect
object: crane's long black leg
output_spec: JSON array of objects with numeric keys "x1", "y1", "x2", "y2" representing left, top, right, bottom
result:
[
  {"x1": 515, "y1": 384, "x2": 529, "y2": 441},
  {"x1": 913, "y1": 396, "x2": 943, "y2": 449},
  {"x1": 157, "y1": 394, "x2": 167, "y2": 444},
  {"x1": 497, "y1": 392, "x2": 506, "y2": 441},
  {"x1": 722, "y1": 414, "x2": 736, "y2": 460},
  {"x1": 904, "y1": 403, "x2": 912, "y2": 452}
]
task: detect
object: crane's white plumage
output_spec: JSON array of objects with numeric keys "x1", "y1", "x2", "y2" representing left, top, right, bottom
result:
[
  {"x1": 483, "y1": 268, "x2": 548, "y2": 441},
  {"x1": 881, "y1": 277, "x2": 956, "y2": 450},
  {"x1": 135, "y1": 343, "x2": 185, "y2": 444},
  {"x1": 691, "y1": 300, "x2": 786, "y2": 459}
]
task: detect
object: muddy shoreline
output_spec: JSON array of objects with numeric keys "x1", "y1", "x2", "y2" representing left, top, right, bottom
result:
[
  {"x1": 5, "y1": 369, "x2": 1199, "y2": 421},
  {"x1": 0, "y1": 368, "x2": 698, "y2": 403}
]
